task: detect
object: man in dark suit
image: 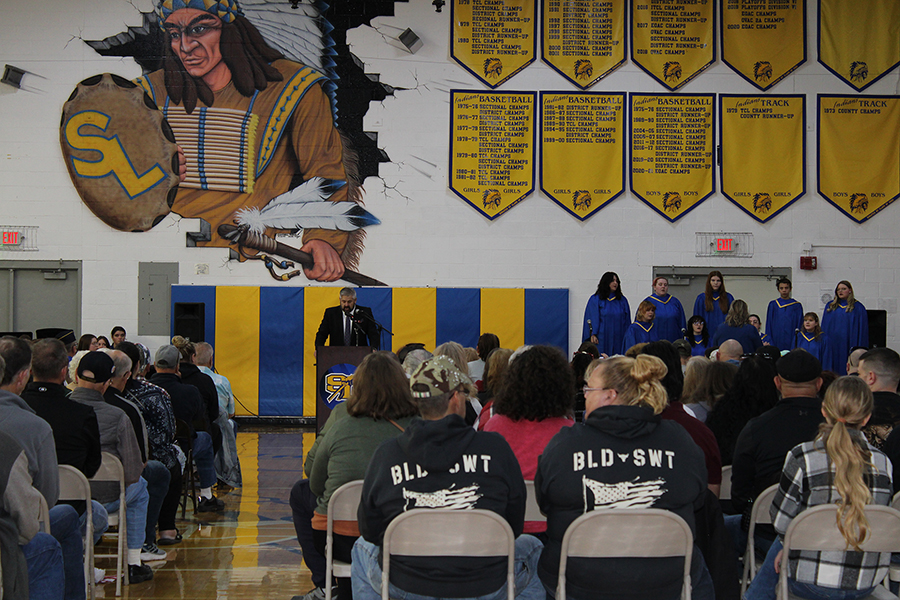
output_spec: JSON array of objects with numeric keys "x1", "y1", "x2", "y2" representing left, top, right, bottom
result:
[{"x1": 315, "y1": 288, "x2": 379, "y2": 349}]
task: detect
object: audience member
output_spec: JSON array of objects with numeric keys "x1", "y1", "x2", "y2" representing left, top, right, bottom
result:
[
  {"x1": 97, "y1": 336, "x2": 111, "y2": 349},
  {"x1": 570, "y1": 349, "x2": 595, "y2": 415},
  {"x1": 716, "y1": 339, "x2": 743, "y2": 364},
  {"x1": 682, "y1": 361, "x2": 738, "y2": 423},
  {"x1": 36, "y1": 328, "x2": 78, "y2": 358},
  {"x1": 110, "y1": 326, "x2": 126, "y2": 348},
  {"x1": 195, "y1": 342, "x2": 242, "y2": 488},
  {"x1": 172, "y1": 336, "x2": 221, "y2": 453},
  {"x1": 672, "y1": 338, "x2": 692, "y2": 367},
  {"x1": 857, "y1": 348, "x2": 900, "y2": 451},
  {"x1": 434, "y1": 341, "x2": 482, "y2": 425},
  {"x1": 476, "y1": 347, "x2": 513, "y2": 429},
  {"x1": 469, "y1": 333, "x2": 500, "y2": 389},
  {"x1": 77, "y1": 334, "x2": 100, "y2": 352},
  {"x1": 681, "y1": 356, "x2": 710, "y2": 402},
  {"x1": 711, "y1": 300, "x2": 763, "y2": 354},
  {"x1": 401, "y1": 348, "x2": 432, "y2": 376},
  {"x1": 846, "y1": 346, "x2": 868, "y2": 376}
]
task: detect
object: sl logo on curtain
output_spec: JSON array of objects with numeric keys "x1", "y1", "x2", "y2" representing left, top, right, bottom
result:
[
  {"x1": 818, "y1": 95, "x2": 900, "y2": 223},
  {"x1": 818, "y1": 0, "x2": 900, "y2": 91},
  {"x1": 540, "y1": 92, "x2": 625, "y2": 220},
  {"x1": 630, "y1": 94, "x2": 715, "y2": 222},
  {"x1": 450, "y1": 91, "x2": 536, "y2": 219},
  {"x1": 632, "y1": 0, "x2": 715, "y2": 91},
  {"x1": 541, "y1": 0, "x2": 626, "y2": 89},
  {"x1": 720, "y1": 95, "x2": 806, "y2": 222},
  {"x1": 452, "y1": 0, "x2": 536, "y2": 88},
  {"x1": 722, "y1": 0, "x2": 806, "y2": 91}
]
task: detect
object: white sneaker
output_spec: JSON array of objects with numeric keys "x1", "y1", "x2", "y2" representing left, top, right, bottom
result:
[
  {"x1": 292, "y1": 587, "x2": 326, "y2": 600},
  {"x1": 93, "y1": 567, "x2": 105, "y2": 584},
  {"x1": 140, "y1": 542, "x2": 167, "y2": 561}
]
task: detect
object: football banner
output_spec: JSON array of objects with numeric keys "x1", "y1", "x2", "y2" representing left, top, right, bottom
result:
[
  {"x1": 450, "y1": 91, "x2": 536, "y2": 219},
  {"x1": 540, "y1": 92, "x2": 626, "y2": 220},
  {"x1": 818, "y1": 95, "x2": 900, "y2": 223},
  {"x1": 720, "y1": 95, "x2": 806, "y2": 222},
  {"x1": 630, "y1": 94, "x2": 715, "y2": 221},
  {"x1": 542, "y1": 0, "x2": 626, "y2": 89},
  {"x1": 632, "y1": 0, "x2": 715, "y2": 91},
  {"x1": 452, "y1": 0, "x2": 536, "y2": 88},
  {"x1": 818, "y1": 0, "x2": 900, "y2": 92},
  {"x1": 721, "y1": 0, "x2": 806, "y2": 91}
]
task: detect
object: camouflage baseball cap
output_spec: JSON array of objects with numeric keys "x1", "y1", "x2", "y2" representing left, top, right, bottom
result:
[{"x1": 409, "y1": 355, "x2": 475, "y2": 399}]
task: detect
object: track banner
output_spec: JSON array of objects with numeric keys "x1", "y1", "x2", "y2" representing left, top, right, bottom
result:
[
  {"x1": 818, "y1": 0, "x2": 900, "y2": 92},
  {"x1": 631, "y1": 94, "x2": 715, "y2": 221},
  {"x1": 540, "y1": 92, "x2": 625, "y2": 220},
  {"x1": 818, "y1": 95, "x2": 900, "y2": 223},
  {"x1": 542, "y1": 0, "x2": 626, "y2": 89},
  {"x1": 720, "y1": 95, "x2": 805, "y2": 222},
  {"x1": 452, "y1": 0, "x2": 536, "y2": 88},
  {"x1": 450, "y1": 90, "x2": 536, "y2": 219},
  {"x1": 632, "y1": 0, "x2": 715, "y2": 91},
  {"x1": 721, "y1": 0, "x2": 806, "y2": 91}
]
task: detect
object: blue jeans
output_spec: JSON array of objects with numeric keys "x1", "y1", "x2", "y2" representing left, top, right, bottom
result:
[
  {"x1": 48, "y1": 503, "x2": 84, "y2": 600},
  {"x1": 351, "y1": 535, "x2": 545, "y2": 600},
  {"x1": 22, "y1": 532, "x2": 65, "y2": 600},
  {"x1": 104, "y1": 477, "x2": 150, "y2": 551},
  {"x1": 724, "y1": 514, "x2": 774, "y2": 567},
  {"x1": 193, "y1": 431, "x2": 217, "y2": 489},
  {"x1": 78, "y1": 499, "x2": 109, "y2": 546},
  {"x1": 290, "y1": 479, "x2": 326, "y2": 588},
  {"x1": 143, "y1": 460, "x2": 171, "y2": 543},
  {"x1": 744, "y1": 540, "x2": 875, "y2": 600}
]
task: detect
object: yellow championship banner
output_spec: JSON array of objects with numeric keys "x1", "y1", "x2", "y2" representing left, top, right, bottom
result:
[
  {"x1": 722, "y1": 0, "x2": 806, "y2": 91},
  {"x1": 631, "y1": 94, "x2": 715, "y2": 221},
  {"x1": 720, "y1": 95, "x2": 806, "y2": 222},
  {"x1": 450, "y1": 90, "x2": 536, "y2": 219},
  {"x1": 632, "y1": 0, "x2": 715, "y2": 91},
  {"x1": 819, "y1": 0, "x2": 900, "y2": 92},
  {"x1": 818, "y1": 95, "x2": 900, "y2": 223},
  {"x1": 542, "y1": 0, "x2": 626, "y2": 89},
  {"x1": 452, "y1": 0, "x2": 536, "y2": 88},
  {"x1": 540, "y1": 92, "x2": 625, "y2": 220}
]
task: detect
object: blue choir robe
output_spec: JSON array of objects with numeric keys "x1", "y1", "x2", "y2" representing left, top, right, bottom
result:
[
  {"x1": 646, "y1": 293, "x2": 687, "y2": 342},
  {"x1": 821, "y1": 302, "x2": 869, "y2": 375},
  {"x1": 765, "y1": 298, "x2": 804, "y2": 352},
  {"x1": 693, "y1": 292, "x2": 734, "y2": 334},
  {"x1": 582, "y1": 294, "x2": 631, "y2": 356},
  {"x1": 759, "y1": 331, "x2": 770, "y2": 346},
  {"x1": 794, "y1": 331, "x2": 830, "y2": 367},
  {"x1": 622, "y1": 321, "x2": 659, "y2": 354},
  {"x1": 689, "y1": 335, "x2": 710, "y2": 356}
]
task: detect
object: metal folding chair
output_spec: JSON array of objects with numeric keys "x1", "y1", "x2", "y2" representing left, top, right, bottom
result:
[
  {"x1": 91, "y1": 452, "x2": 128, "y2": 596},
  {"x1": 59, "y1": 464, "x2": 96, "y2": 599},
  {"x1": 324, "y1": 480, "x2": 364, "y2": 600}
]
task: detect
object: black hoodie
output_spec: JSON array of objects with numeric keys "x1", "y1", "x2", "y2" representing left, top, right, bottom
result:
[
  {"x1": 358, "y1": 413, "x2": 526, "y2": 597},
  {"x1": 535, "y1": 404, "x2": 707, "y2": 600}
]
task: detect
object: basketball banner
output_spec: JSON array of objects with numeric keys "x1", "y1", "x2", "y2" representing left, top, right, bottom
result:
[
  {"x1": 630, "y1": 94, "x2": 715, "y2": 221},
  {"x1": 720, "y1": 95, "x2": 806, "y2": 222},
  {"x1": 818, "y1": 0, "x2": 900, "y2": 92},
  {"x1": 721, "y1": 0, "x2": 806, "y2": 91},
  {"x1": 541, "y1": 0, "x2": 626, "y2": 89},
  {"x1": 452, "y1": 0, "x2": 536, "y2": 88},
  {"x1": 632, "y1": 0, "x2": 715, "y2": 91},
  {"x1": 540, "y1": 92, "x2": 625, "y2": 220},
  {"x1": 818, "y1": 95, "x2": 900, "y2": 223},
  {"x1": 450, "y1": 90, "x2": 536, "y2": 220}
]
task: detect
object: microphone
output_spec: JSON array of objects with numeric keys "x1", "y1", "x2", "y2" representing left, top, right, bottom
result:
[{"x1": 587, "y1": 319, "x2": 593, "y2": 337}]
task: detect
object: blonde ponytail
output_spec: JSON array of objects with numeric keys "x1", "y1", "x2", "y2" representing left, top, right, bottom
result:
[{"x1": 599, "y1": 355, "x2": 669, "y2": 415}]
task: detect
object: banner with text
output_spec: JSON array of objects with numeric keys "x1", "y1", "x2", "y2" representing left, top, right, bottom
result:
[
  {"x1": 632, "y1": 0, "x2": 715, "y2": 91},
  {"x1": 542, "y1": 0, "x2": 626, "y2": 89},
  {"x1": 452, "y1": 0, "x2": 536, "y2": 88},
  {"x1": 818, "y1": 95, "x2": 900, "y2": 223},
  {"x1": 540, "y1": 92, "x2": 626, "y2": 220},
  {"x1": 720, "y1": 95, "x2": 805, "y2": 222},
  {"x1": 450, "y1": 91, "x2": 536, "y2": 219},
  {"x1": 818, "y1": 0, "x2": 900, "y2": 91},
  {"x1": 722, "y1": 0, "x2": 806, "y2": 90},
  {"x1": 631, "y1": 94, "x2": 715, "y2": 221}
]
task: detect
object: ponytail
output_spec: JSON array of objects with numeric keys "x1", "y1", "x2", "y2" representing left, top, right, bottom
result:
[{"x1": 599, "y1": 355, "x2": 669, "y2": 415}]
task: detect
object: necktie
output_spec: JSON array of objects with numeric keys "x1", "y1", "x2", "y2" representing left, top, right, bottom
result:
[{"x1": 344, "y1": 313, "x2": 351, "y2": 346}]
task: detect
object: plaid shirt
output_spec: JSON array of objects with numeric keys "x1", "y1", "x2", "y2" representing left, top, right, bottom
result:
[{"x1": 771, "y1": 435, "x2": 893, "y2": 590}]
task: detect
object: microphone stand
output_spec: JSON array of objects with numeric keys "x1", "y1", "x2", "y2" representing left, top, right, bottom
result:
[{"x1": 353, "y1": 309, "x2": 393, "y2": 351}]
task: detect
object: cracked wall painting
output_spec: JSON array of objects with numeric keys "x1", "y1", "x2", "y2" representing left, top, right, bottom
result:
[{"x1": 59, "y1": 0, "x2": 394, "y2": 284}]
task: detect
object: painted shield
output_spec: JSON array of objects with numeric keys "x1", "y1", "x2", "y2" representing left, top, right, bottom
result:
[{"x1": 60, "y1": 73, "x2": 180, "y2": 231}]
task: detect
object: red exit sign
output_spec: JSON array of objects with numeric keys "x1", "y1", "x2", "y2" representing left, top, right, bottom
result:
[
  {"x1": 716, "y1": 238, "x2": 733, "y2": 252},
  {"x1": 2, "y1": 231, "x2": 21, "y2": 246}
]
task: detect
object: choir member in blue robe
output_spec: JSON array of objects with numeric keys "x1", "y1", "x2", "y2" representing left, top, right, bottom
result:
[
  {"x1": 581, "y1": 272, "x2": 631, "y2": 356},
  {"x1": 711, "y1": 299, "x2": 763, "y2": 354},
  {"x1": 686, "y1": 315, "x2": 710, "y2": 357},
  {"x1": 622, "y1": 300, "x2": 660, "y2": 354},
  {"x1": 693, "y1": 270, "x2": 734, "y2": 334},
  {"x1": 793, "y1": 312, "x2": 830, "y2": 366},
  {"x1": 764, "y1": 277, "x2": 803, "y2": 352},
  {"x1": 821, "y1": 280, "x2": 869, "y2": 375},
  {"x1": 645, "y1": 276, "x2": 687, "y2": 342},
  {"x1": 748, "y1": 314, "x2": 770, "y2": 346}
]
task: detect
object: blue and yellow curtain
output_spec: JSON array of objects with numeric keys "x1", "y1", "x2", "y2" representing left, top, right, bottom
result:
[{"x1": 171, "y1": 286, "x2": 569, "y2": 417}]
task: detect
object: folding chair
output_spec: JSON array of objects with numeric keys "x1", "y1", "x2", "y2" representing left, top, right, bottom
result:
[
  {"x1": 59, "y1": 465, "x2": 95, "y2": 600},
  {"x1": 740, "y1": 484, "x2": 779, "y2": 595},
  {"x1": 38, "y1": 494, "x2": 51, "y2": 535},
  {"x1": 557, "y1": 508, "x2": 693, "y2": 600},
  {"x1": 524, "y1": 480, "x2": 545, "y2": 522},
  {"x1": 324, "y1": 480, "x2": 363, "y2": 600},
  {"x1": 887, "y1": 492, "x2": 900, "y2": 591},
  {"x1": 91, "y1": 452, "x2": 128, "y2": 596},
  {"x1": 720, "y1": 465, "x2": 733, "y2": 501},
  {"x1": 779, "y1": 504, "x2": 900, "y2": 600},
  {"x1": 381, "y1": 509, "x2": 516, "y2": 600},
  {"x1": 175, "y1": 419, "x2": 199, "y2": 517}
]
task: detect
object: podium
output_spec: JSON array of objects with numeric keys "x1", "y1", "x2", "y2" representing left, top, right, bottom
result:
[{"x1": 315, "y1": 345, "x2": 374, "y2": 433}]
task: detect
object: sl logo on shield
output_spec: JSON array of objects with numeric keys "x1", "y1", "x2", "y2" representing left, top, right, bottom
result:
[{"x1": 319, "y1": 363, "x2": 357, "y2": 409}]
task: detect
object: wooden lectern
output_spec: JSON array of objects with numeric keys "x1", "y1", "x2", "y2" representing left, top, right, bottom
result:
[{"x1": 315, "y1": 345, "x2": 374, "y2": 433}]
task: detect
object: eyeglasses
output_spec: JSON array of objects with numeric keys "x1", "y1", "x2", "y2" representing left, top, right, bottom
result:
[{"x1": 583, "y1": 385, "x2": 614, "y2": 395}]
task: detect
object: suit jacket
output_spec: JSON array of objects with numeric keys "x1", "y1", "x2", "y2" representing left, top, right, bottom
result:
[{"x1": 315, "y1": 305, "x2": 379, "y2": 349}]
